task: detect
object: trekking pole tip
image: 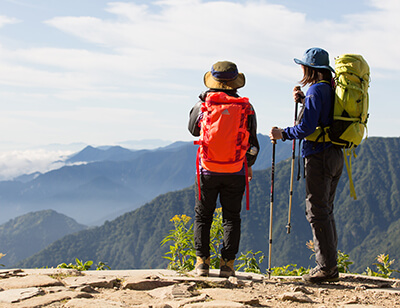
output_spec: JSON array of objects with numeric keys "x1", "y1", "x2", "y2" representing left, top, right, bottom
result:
[{"x1": 286, "y1": 223, "x2": 291, "y2": 234}]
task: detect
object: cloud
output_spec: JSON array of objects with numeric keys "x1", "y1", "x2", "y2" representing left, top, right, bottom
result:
[
  {"x1": 0, "y1": 149, "x2": 72, "y2": 181},
  {"x1": 0, "y1": 0, "x2": 399, "y2": 145},
  {"x1": 325, "y1": 0, "x2": 400, "y2": 71},
  {"x1": 0, "y1": 15, "x2": 20, "y2": 28},
  {"x1": 39, "y1": 0, "x2": 400, "y2": 78},
  {"x1": 3, "y1": 0, "x2": 398, "y2": 95}
]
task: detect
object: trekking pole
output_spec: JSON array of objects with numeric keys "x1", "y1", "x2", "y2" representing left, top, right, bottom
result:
[
  {"x1": 286, "y1": 86, "x2": 300, "y2": 234},
  {"x1": 267, "y1": 138, "x2": 276, "y2": 279}
]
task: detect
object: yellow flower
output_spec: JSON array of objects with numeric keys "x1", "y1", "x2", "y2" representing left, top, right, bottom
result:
[
  {"x1": 306, "y1": 240, "x2": 315, "y2": 252},
  {"x1": 170, "y1": 214, "x2": 192, "y2": 224},
  {"x1": 180, "y1": 214, "x2": 191, "y2": 224},
  {"x1": 170, "y1": 215, "x2": 181, "y2": 223}
]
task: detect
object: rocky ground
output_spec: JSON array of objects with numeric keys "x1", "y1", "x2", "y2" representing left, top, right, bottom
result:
[{"x1": 0, "y1": 268, "x2": 399, "y2": 307}]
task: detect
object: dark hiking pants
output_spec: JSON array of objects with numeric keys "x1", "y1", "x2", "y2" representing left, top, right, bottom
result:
[
  {"x1": 194, "y1": 174, "x2": 246, "y2": 261},
  {"x1": 305, "y1": 145, "x2": 344, "y2": 270}
]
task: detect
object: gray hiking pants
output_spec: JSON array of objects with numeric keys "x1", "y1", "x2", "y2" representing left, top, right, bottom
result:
[{"x1": 305, "y1": 145, "x2": 344, "y2": 270}]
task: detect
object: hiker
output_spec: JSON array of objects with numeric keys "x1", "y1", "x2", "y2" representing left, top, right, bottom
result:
[
  {"x1": 188, "y1": 61, "x2": 259, "y2": 277},
  {"x1": 269, "y1": 47, "x2": 344, "y2": 283}
]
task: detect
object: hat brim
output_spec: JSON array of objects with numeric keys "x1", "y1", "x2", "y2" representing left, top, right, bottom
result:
[
  {"x1": 294, "y1": 58, "x2": 335, "y2": 73},
  {"x1": 204, "y1": 71, "x2": 245, "y2": 90}
]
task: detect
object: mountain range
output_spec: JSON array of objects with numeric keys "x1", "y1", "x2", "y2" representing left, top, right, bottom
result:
[
  {"x1": 0, "y1": 134, "x2": 291, "y2": 226},
  {"x1": 14, "y1": 137, "x2": 400, "y2": 275}
]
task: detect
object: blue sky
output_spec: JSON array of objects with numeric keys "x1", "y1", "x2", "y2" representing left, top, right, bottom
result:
[{"x1": 0, "y1": 0, "x2": 399, "y2": 154}]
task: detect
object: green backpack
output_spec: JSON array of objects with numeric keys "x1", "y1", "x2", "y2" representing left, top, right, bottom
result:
[{"x1": 306, "y1": 54, "x2": 370, "y2": 199}]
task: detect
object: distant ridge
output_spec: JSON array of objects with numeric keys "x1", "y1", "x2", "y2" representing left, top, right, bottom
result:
[{"x1": 66, "y1": 145, "x2": 142, "y2": 163}]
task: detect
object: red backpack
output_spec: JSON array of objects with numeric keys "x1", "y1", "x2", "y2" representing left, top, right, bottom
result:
[{"x1": 194, "y1": 92, "x2": 254, "y2": 209}]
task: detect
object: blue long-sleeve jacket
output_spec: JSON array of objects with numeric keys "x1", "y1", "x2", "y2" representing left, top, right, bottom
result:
[{"x1": 283, "y1": 81, "x2": 334, "y2": 157}]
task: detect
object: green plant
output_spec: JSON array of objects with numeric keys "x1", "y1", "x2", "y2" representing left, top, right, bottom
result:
[
  {"x1": 236, "y1": 250, "x2": 264, "y2": 274},
  {"x1": 307, "y1": 240, "x2": 353, "y2": 273},
  {"x1": 160, "y1": 208, "x2": 229, "y2": 272},
  {"x1": 0, "y1": 253, "x2": 5, "y2": 267},
  {"x1": 57, "y1": 258, "x2": 94, "y2": 271},
  {"x1": 209, "y1": 208, "x2": 224, "y2": 269},
  {"x1": 365, "y1": 254, "x2": 400, "y2": 278},
  {"x1": 161, "y1": 214, "x2": 196, "y2": 272},
  {"x1": 271, "y1": 264, "x2": 309, "y2": 276},
  {"x1": 306, "y1": 240, "x2": 315, "y2": 260},
  {"x1": 337, "y1": 250, "x2": 353, "y2": 273},
  {"x1": 95, "y1": 261, "x2": 111, "y2": 270}
]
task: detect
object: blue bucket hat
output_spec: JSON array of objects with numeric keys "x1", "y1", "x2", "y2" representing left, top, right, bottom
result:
[{"x1": 294, "y1": 47, "x2": 334, "y2": 73}]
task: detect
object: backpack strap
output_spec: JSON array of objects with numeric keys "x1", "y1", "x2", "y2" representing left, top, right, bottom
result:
[
  {"x1": 343, "y1": 146, "x2": 357, "y2": 199},
  {"x1": 194, "y1": 143, "x2": 201, "y2": 201},
  {"x1": 244, "y1": 158, "x2": 250, "y2": 211}
]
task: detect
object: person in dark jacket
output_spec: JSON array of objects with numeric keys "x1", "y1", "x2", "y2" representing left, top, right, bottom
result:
[
  {"x1": 269, "y1": 48, "x2": 344, "y2": 283},
  {"x1": 188, "y1": 61, "x2": 259, "y2": 277}
]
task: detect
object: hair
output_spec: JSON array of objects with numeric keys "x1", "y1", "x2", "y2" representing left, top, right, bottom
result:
[{"x1": 299, "y1": 65, "x2": 332, "y2": 87}]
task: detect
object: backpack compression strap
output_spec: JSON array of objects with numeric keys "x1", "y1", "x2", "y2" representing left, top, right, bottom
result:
[{"x1": 343, "y1": 147, "x2": 357, "y2": 199}]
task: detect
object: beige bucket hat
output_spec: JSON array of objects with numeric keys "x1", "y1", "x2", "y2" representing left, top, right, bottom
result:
[{"x1": 204, "y1": 61, "x2": 245, "y2": 90}]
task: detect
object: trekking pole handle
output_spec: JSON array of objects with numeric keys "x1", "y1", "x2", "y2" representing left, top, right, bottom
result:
[{"x1": 293, "y1": 85, "x2": 305, "y2": 103}]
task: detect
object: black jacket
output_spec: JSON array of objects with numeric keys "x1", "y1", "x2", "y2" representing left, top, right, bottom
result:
[{"x1": 188, "y1": 89, "x2": 259, "y2": 167}]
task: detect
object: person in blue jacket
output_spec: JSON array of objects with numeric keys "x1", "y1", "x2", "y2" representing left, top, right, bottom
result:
[{"x1": 269, "y1": 47, "x2": 344, "y2": 283}]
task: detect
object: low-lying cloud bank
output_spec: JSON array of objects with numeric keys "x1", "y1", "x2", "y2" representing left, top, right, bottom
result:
[{"x1": 0, "y1": 149, "x2": 73, "y2": 181}]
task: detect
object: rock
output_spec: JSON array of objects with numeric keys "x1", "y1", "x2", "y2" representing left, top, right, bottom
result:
[
  {"x1": 96, "y1": 289, "x2": 153, "y2": 306},
  {"x1": 75, "y1": 292, "x2": 94, "y2": 298},
  {"x1": 147, "y1": 282, "x2": 197, "y2": 300},
  {"x1": 76, "y1": 285, "x2": 99, "y2": 293},
  {"x1": 292, "y1": 285, "x2": 313, "y2": 294},
  {"x1": 147, "y1": 284, "x2": 175, "y2": 300},
  {"x1": 172, "y1": 293, "x2": 209, "y2": 307},
  {"x1": 342, "y1": 296, "x2": 360, "y2": 304},
  {"x1": 171, "y1": 282, "x2": 198, "y2": 298},
  {"x1": 0, "y1": 275, "x2": 62, "y2": 290},
  {"x1": 122, "y1": 276, "x2": 176, "y2": 290},
  {"x1": 184, "y1": 300, "x2": 250, "y2": 307},
  {"x1": 63, "y1": 275, "x2": 118, "y2": 288},
  {"x1": 11, "y1": 291, "x2": 77, "y2": 307},
  {"x1": 0, "y1": 269, "x2": 25, "y2": 279},
  {"x1": 0, "y1": 287, "x2": 44, "y2": 303},
  {"x1": 279, "y1": 291, "x2": 314, "y2": 303},
  {"x1": 199, "y1": 288, "x2": 260, "y2": 306},
  {"x1": 392, "y1": 281, "x2": 400, "y2": 289},
  {"x1": 63, "y1": 298, "x2": 125, "y2": 307}
]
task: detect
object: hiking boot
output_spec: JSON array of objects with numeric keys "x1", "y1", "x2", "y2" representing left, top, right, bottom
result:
[
  {"x1": 302, "y1": 266, "x2": 339, "y2": 283},
  {"x1": 194, "y1": 256, "x2": 210, "y2": 276},
  {"x1": 219, "y1": 258, "x2": 235, "y2": 277}
]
